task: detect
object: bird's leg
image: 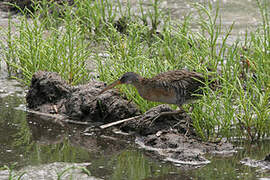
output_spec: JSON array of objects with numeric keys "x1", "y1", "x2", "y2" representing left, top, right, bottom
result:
[
  {"x1": 184, "y1": 117, "x2": 191, "y2": 137},
  {"x1": 184, "y1": 105, "x2": 195, "y2": 137}
]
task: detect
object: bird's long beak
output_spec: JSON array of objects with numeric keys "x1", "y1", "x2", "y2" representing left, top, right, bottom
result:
[{"x1": 98, "y1": 80, "x2": 121, "y2": 95}]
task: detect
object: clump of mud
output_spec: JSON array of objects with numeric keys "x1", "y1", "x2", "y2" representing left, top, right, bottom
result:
[
  {"x1": 135, "y1": 131, "x2": 235, "y2": 166},
  {"x1": 120, "y1": 104, "x2": 194, "y2": 136},
  {"x1": 26, "y1": 71, "x2": 140, "y2": 123},
  {"x1": 26, "y1": 71, "x2": 71, "y2": 110},
  {"x1": 240, "y1": 154, "x2": 270, "y2": 170}
]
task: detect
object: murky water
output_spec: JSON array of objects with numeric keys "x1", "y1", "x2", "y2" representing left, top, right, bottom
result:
[
  {"x1": 0, "y1": 0, "x2": 270, "y2": 179},
  {"x1": 129, "y1": 0, "x2": 263, "y2": 44}
]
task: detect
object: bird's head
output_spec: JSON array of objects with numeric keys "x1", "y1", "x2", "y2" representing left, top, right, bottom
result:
[
  {"x1": 98, "y1": 72, "x2": 140, "y2": 95},
  {"x1": 119, "y1": 72, "x2": 140, "y2": 84}
]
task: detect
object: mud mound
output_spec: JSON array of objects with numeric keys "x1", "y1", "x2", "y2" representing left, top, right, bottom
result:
[
  {"x1": 240, "y1": 155, "x2": 270, "y2": 170},
  {"x1": 65, "y1": 82, "x2": 140, "y2": 122},
  {"x1": 120, "y1": 104, "x2": 195, "y2": 136},
  {"x1": 136, "y1": 131, "x2": 235, "y2": 166},
  {"x1": 26, "y1": 71, "x2": 71, "y2": 110},
  {"x1": 26, "y1": 71, "x2": 140, "y2": 123},
  {"x1": 130, "y1": 121, "x2": 235, "y2": 167}
]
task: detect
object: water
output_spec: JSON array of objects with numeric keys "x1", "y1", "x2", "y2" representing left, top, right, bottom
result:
[
  {"x1": 0, "y1": 0, "x2": 270, "y2": 179},
  {"x1": 129, "y1": 0, "x2": 262, "y2": 44}
]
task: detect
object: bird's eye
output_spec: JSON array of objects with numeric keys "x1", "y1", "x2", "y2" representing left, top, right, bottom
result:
[{"x1": 120, "y1": 76, "x2": 126, "y2": 83}]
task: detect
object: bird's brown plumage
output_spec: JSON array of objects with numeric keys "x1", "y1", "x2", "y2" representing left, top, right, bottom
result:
[
  {"x1": 99, "y1": 69, "x2": 208, "y2": 108},
  {"x1": 131, "y1": 70, "x2": 206, "y2": 106}
]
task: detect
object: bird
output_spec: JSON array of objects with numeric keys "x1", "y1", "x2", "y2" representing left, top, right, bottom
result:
[{"x1": 98, "y1": 69, "x2": 212, "y2": 123}]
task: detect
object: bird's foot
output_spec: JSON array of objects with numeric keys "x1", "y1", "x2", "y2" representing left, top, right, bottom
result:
[{"x1": 183, "y1": 115, "x2": 193, "y2": 137}]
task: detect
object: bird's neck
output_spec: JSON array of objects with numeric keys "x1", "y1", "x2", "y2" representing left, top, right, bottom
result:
[
  {"x1": 131, "y1": 76, "x2": 146, "y2": 87},
  {"x1": 131, "y1": 77, "x2": 150, "y2": 91},
  {"x1": 131, "y1": 78, "x2": 155, "y2": 100}
]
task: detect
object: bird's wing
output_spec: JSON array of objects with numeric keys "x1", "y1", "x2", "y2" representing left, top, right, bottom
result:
[
  {"x1": 150, "y1": 70, "x2": 205, "y2": 90},
  {"x1": 151, "y1": 69, "x2": 205, "y2": 98}
]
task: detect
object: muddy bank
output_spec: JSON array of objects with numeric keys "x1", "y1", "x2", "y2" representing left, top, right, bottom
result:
[
  {"x1": 26, "y1": 71, "x2": 140, "y2": 123},
  {"x1": 135, "y1": 132, "x2": 235, "y2": 166},
  {"x1": 240, "y1": 154, "x2": 270, "y2": 171},
  {"x1": 122, "y1": 105, "x2": 235, "y2": 166},
  {"x1": 26, "y1": 71, "x2": 236, "y2": 167}
]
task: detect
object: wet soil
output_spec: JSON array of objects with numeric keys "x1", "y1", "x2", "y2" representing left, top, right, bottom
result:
[
  {"x1": 240, "y1": 153, "x2": 270, "y2": 171},
  {"x1": 26, "y1": 71, "x2": 235, "y2": 167}
]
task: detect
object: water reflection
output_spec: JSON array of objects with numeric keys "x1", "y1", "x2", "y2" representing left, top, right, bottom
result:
[
  {"x1": 0, "y1": 94, "x2": 26, "y2": 167},
  {"x1": 25, "y1": 114, "x2": 179, "y2": 179}
]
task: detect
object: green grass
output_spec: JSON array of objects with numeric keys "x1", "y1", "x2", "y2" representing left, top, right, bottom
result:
[{"x1": 0, "y1": 0, "x2": 269, "y2": 141}]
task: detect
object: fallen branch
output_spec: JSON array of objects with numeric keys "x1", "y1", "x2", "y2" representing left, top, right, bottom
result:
[
  {"x1": 100, "y1": 115, "x2": 141, "y2": 129},
  {"x1": 26, "y1": 109, "x2": 68, "y2": 127},
  {"x1": 27, "y1": 109, "x2": 67, "y2": 120},
  {"x1": 64, "y1": 119, "x2": 91, "y2": 125},
  {"x1": 27, "y1": 109, "x2": 92, "y2": 125}
]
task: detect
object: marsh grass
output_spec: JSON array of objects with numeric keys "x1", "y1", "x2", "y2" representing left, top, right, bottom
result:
[
  {"x1": 1, "y1": 1, "x2": 91, "y2": 85},
  {"x1": 1, "y1": 0, "x2": 270, "y2": 140}
]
